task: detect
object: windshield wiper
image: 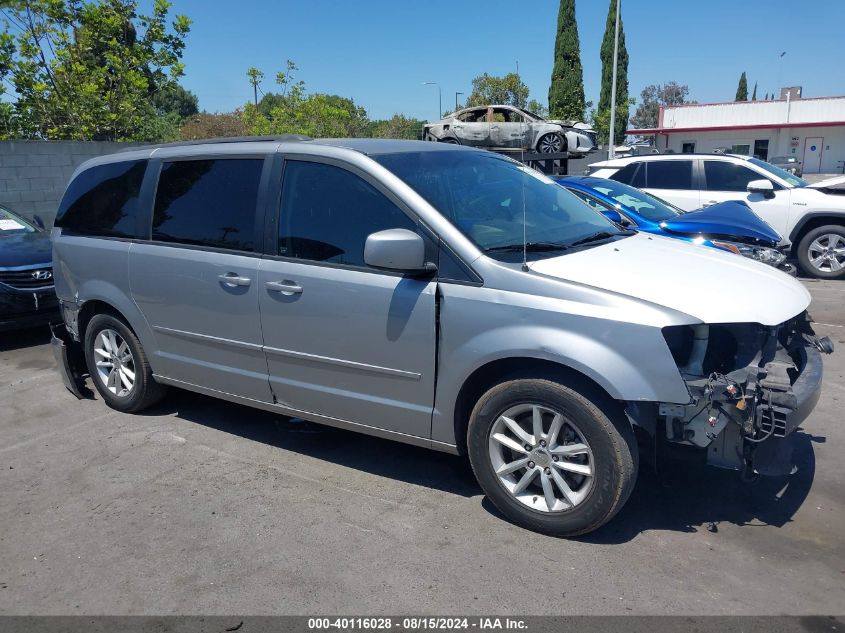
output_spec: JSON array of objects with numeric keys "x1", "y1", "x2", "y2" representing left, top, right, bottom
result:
[
  {"x1": 568, "y1": 231, "x2": 623, "y2": 247},
  {"x1": 484, "y1": 241, "x2": 571, "y2": 253}
]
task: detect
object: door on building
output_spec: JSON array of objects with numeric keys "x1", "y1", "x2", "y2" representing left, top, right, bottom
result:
[{"x1": 803, "y1": 137, "x2": 824, "y2": 173}]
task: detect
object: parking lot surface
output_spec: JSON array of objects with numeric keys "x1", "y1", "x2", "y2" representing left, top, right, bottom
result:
[{"x1": 0, "y1": 280, "x2": 843, "y2": 615}]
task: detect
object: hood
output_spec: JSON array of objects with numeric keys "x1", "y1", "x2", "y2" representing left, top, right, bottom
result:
[
  {"x1": 528, "y1": 233, "x2": 809, "y2": 326},
  {"x1": 807, "y1": 175, "x2": 845, "y2": 190},
  {"x1": 659, "y1": 201, "x2": 782, "y2": 244},
  {"x1": 0, "y1": 230, "x2": 52, "y2": 268}
]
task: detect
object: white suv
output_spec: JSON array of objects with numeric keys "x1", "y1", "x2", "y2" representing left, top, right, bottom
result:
[{"x1": 588, "y1": 154, "x2": 845, "y2": 279}]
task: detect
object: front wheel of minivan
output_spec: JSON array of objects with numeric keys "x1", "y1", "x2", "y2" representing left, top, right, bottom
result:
[
  {"x1": 84, "y1": 313, "x2": 167, "y2": 413},
  {"x1": 467, "y1": 378, "x2": 638, "y2": 537}
]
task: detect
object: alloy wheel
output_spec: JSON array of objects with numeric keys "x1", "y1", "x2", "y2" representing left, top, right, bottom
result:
[
  {"x1": 488, "y1": 403, "x2": 594, "y2": 513},
  {"x1": 93, "y1": 328, "x2": 136, "y2": 397},
  {"x1": 807, "y1": 233, "x2": 845, "y2": 273},
  {"x1": 538, "y1": 134, "x2": 562, "y2": 153}
]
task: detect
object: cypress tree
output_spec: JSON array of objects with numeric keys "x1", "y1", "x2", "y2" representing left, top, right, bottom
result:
[
  {"x1": 548, "y1": 0, "x2": 585, "y2": 121},
  {"x1": 598, "y1": 0, "x2": 629, "y2": 144},
  {"x1": 735, "y1": 72, "x2": 748, "y2": 101},
  {"x1": 751, "y1": 81, "x2": 757, "y2": 101}
]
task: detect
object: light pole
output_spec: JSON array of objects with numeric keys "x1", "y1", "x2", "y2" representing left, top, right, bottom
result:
[
  {"x1": 455, "y1": 92, "x2": 464, "y2": 111},
  {"x1": 423, "y1": 82, "x2": 442, "y2": 120},
  {"x1": 608, "y1": 0, "x2": 621, "y2": 158},
  {"x1": 777, "y1": 51, "x2": 786, "y2": 98}
]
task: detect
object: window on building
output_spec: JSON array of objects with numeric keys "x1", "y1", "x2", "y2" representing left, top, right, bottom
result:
[
  {"x1": 55, "y1": 160, "x2": 147, "y2": 238},
  {"x1": 681, "y1": 142, "x2": 696, "y2": 154},
  {"x1": 644, "y1": 160, "x2": 694, "y2": 190},
  {"x1": 703, "y1": 160, "x2": 763, "y2": 192},
  {"x1": 152, "y1": 158, "x2": 264, "y2": 252},
  {"x1": 753, "y1": 140, "x2": 770, "y2": 161},
  {"x1": 730, "y1": 144, "x2": 751, "y2": 156},
  {"x1": 278, "y1": 160, "x2": 417, "y2": 267}
]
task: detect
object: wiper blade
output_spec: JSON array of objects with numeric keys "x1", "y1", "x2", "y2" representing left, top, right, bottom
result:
[
  {"x1": 568, "y1": 231, "x2": 622, "y2": 247},
  {"x1": 484, "y1": 241, "x2": 571, "y2": 253}
]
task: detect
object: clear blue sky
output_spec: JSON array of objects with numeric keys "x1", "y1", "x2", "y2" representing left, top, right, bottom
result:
[{"x1": 172, "y1": 0, "x2": 845, "y2": 122}]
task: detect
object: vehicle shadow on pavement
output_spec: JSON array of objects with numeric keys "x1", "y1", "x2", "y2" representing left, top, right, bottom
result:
[
  {"x1": 149, "y1": 389, "x2": 482, "y2": 498},
  {"x1": 147, "y1": 390, "x2": 820, "y2": 539},
  {"x1": 577, "y1": 431, "x2": 821, "y2": 544},
  {"x1": 0, "y1": 325, "x2": 52, "y2": 352}
]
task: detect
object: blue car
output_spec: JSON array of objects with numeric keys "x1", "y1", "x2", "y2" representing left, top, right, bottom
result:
[{"x1": 555, "y1": 176, "x2": 796, "y2": 274}]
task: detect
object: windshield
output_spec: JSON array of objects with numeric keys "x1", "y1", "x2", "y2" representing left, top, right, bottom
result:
[
  {"x1": 0, "y1": 206, "x2": 36, "y2": 236},
  {"x1": 585, "y1": 179, "x2": 680, "y2": 222},
  {"x1": 749, "y1": 157, "x2": 808, "y2": 188},
  {"x1": 374, "y1": 151, "x2": 625, "y2": 261}
]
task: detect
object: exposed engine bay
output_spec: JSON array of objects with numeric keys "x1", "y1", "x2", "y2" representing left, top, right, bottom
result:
[{"x1": 647, "y1": 312, "x2": 833, "y2": 478}]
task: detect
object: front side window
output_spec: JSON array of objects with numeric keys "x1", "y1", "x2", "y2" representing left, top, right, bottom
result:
[
  {"x1": 278, "y1": 160, "x2": 417, "y2": 267},
  {"x1": 703, "y1": 160, "x2": 763, "y2": 192},
  {"x1": 748, "y1": 157, "x2": 808, "y2": 188},
  {"x1": 610, "y1": 162, "x2": 645, "y2": 188},
  {"x1": 374, "y1": 151, "x2": 625, "y2": 262},
  {"x1": 645, "y1": 160, "x2": 693, "y2": 190},
  {"x1": 152, "y1": 159, "x2": 263, "y2": 252},
  {"x1": 55, "y1": 160, "x2": 147, "y2": 238},
  {"x1": 588, "y1": 180, "x2": 680, "y2": 222}
]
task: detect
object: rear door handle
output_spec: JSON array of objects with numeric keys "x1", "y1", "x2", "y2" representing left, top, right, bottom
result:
[
  {"x1": 266, "y1": 280, "x2": 303, "y2": 295},
  {"x1": 218, "y1": 272, "x2": 251, "y2": 287}
]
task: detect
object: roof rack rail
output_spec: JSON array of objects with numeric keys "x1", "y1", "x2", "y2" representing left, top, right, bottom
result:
[{"x1": 121, "y1": 134, "x2": 312, "y2": 152}]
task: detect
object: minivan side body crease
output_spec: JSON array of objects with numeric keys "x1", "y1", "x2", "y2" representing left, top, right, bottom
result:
[{"x1": 50, "y1": 138, "x2": 831, "y2": 536}]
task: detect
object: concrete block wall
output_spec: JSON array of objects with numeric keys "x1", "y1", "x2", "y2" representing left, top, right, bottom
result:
[{"x1": 0, "y1": 140, "x2": 136, "y2": 226}]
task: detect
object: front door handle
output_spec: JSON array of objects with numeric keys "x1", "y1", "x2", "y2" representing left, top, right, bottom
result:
[
  {"x1": 702, "y1": 200, "x2": 718, "y2": 207},
  {"x1": 266, "y1": 280, "x2": 303, "y2": 296},
  {"x1": 218, "y1": 272, "x2": 251, "y2": 287}
]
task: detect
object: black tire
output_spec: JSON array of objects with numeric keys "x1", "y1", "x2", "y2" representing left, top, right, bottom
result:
[
  {"x1": 537, "y1": 132, "x2": 566, "y2": 154},
  {"x1": 467, "y1": 378, "x2": 637, "y2": 536},
  {"x1": 439, "y1": 137, "x2": 460, "y2": 144},
  {"x1": 796, "y1": 224, "x2": 845, "y2": 279},
  {"x1": 83, "y1": 313, "x2": 167, "y2": 413}
]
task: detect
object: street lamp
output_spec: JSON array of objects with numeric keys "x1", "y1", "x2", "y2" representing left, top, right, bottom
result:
[
  {"x1": 423, "y1": 82, "x2": 442, "y2": 120},
  {"x1": 455, "y1": 92, "x2": 464, "y2": 111}
]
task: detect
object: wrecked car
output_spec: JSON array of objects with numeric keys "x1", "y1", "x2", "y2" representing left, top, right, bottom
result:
[
  {"x1": 51, "y1": 138, "x2": 831, "y2": 536},
  {"x1": 422, "y1": 104, "x2": 594, "y2": 156},
  {"x1": 557, "y1": 176, "x2": 796, "y2": 274}
]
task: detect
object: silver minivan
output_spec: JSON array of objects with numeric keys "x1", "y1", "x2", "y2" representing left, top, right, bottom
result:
[{"x1": 51, "y1": 137, "x2": 831, "y2": 536}]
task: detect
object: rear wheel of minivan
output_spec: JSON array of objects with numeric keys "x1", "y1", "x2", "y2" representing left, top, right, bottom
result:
[
  {"x1": 467, "y1": 378, "x2": 637, "y2": 536},
  {"x1": 84, "y1": 313, "x2": 167, "y2": 413}
]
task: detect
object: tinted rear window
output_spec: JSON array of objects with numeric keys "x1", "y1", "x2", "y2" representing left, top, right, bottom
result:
[
  {"x1": 610, "y1": 162, "x2": 644, "y2": 188},
  {"x1": 645, "y1": 161, "x2": 693, "y2": 190},
  {"x1": 152, "y1": 159, "x2": 264, "y2": 252},
  {"x1": 55, "y1": 160, "x2": 147, "y2": 238}
]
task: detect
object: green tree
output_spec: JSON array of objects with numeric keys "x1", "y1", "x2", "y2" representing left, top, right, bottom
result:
[
  {"x1": 179, "y1": 112, "x2": 247, "y2": 140},
  {"x1": 596, "y1": 0, "x2": 629, "y2": 145},
  {"x1": 735, "y1": 71, "x2": 748, "y2": 101},
  {"x1": 629, "y1": 82, "x2": 691, "y2": 130},
  {"x1": 548, "y1": 0, "x2": 585, "y2": 121},
  {"x1": 466, "y1": 72, "x2": 530, "y2": 108},
  {"x1": 246, "y1": 67, "x2": 264, "y2": 106},
  {"x1": 0, "y1": 0, "x2": 191, "y2": 141},
  {"x1": 751, "y1": 81, "x2": 757, "y2": 101},
  {"x1": 367, "y1": 114, "x2": 426, "y2": 139},
  {"x1": 153, "y1": 83, "x2": 199, "y2": 119}
]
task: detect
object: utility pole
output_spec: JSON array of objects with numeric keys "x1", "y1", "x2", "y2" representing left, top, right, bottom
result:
[
  {"x1": 608, "y1": 0, "x2": 621, "y2": 158},
  {"x1": 423, "y1": 82, "x2": 442, "y2": 119}
]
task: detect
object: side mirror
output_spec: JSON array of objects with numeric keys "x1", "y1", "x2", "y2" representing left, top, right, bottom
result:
[
  {"x1": 33, "y1": 214, "x2": 45, "y2": 230},
  {"x1": 364, "y1": 228, "x2": 435, "y2": 274},
  {"x1": 747, "y1": 179, "x2": 775, "y2": 197},
  {"x1": 602, "y1": 209, "x2": 631, "y2": 227}
]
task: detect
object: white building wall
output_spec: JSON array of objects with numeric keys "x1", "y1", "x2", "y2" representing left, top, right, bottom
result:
[
  {"x1": 662, "y1": 125, "x2": 845, "y2": 173},
  {"x1": 662, "y1": 97, "x2": 845, "y2": 129}
]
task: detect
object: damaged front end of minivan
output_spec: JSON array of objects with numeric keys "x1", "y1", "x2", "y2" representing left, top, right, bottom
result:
[{"x1": 640, "y1": 312, "x2": 833, "y2": 479}]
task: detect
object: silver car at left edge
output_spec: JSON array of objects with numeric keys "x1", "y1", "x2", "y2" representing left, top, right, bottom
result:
[{"x1": 49, "y1": 137, "x2": 832, "y2": 536}]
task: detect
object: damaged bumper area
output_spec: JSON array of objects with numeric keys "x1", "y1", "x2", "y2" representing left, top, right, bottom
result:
[
  {"x1": 656, "y1": 312, "x2": 832, "y2": 477},
  {"x1": 50, "y1": 322, "x2": 90, "y2": 399}
]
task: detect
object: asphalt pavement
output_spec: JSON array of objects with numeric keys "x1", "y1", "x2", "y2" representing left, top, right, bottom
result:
[{"x1": 0, "y1": 280, "x2": 843, "y2": 615}]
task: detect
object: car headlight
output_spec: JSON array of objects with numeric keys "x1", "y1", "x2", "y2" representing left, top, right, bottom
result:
[{"x1": 711, "y1": 240, "x2": 787, "y2": 266}]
